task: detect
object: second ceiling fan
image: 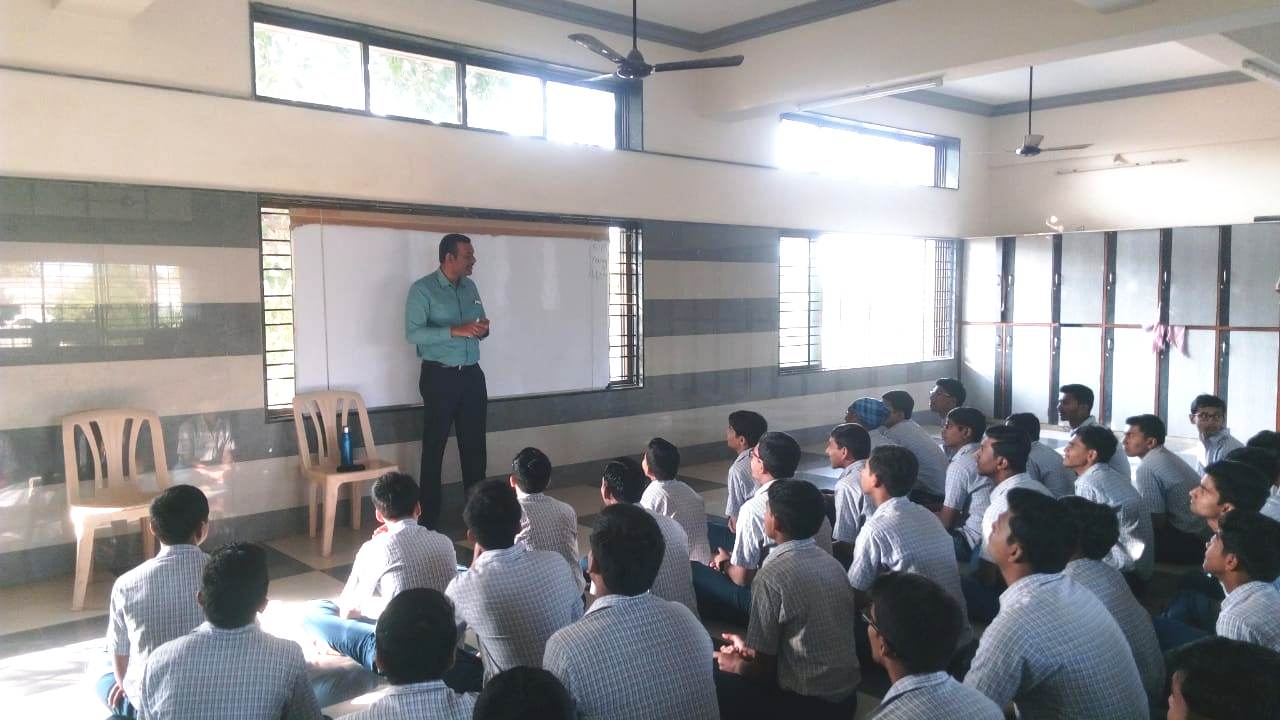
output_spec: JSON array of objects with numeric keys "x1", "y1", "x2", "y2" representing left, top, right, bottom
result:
[
  {"x1": 1009, "y1": 66, "x2": 1093, "y2": 157},
  {"x1": 568, "y1": 0, "x2": 744, "y2": 81}
]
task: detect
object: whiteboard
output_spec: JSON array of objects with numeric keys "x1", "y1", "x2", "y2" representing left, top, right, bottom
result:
[{"x1": 292, "y1": 224, "x2": 611, "y2": 408}]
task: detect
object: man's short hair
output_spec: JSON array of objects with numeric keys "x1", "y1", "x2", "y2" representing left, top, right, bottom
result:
[
  {"x1": 934, "y1": 378, "x2": 966, "y2": 405},
  {"x1": 149, "y1": 484, "x2": 210, "y2": 546},
  {"x1": 1074, "y1": 425, "x2": 1118, "y2": 464},
  {"x1": 473, "y1": 667, "x2": 575, "y2": 720},
  {"x1": 830, "y1": 423, "x2": 871, "y2": 461},
  {"x1": 644, "y1": 438, "x2": 680, "y2": 481},
  {"x1": 1059, "y1": 496, "x2": 1120, "y2": 561},
  {"x1": 1167, "y1": 636, "x2": 1280, "y2": 720},
  {"x1": 1226, "y1": 447, "x2": 1279, "y2": 486},
  {"x1": 464, "y1": 479, "x2": 521, "y2": 550},
  {"x1": 867, "y1": 446, "x2": 918, "y2": 498},
  {"x1": 1004, "y1": 489, "x2": 1071, "y2": 573},
  {"x1": 1059, "y1": 384, "x2": 1095, "y2": 412},
  {"x1": 1247, "y1": 430, "x2": 1280, "y2": 453},
  {"x1": 1124, "y1": 414, "x2": 1167, "y2": 445},
  {"x1": 371, "y1": 472, "x2": 418, "y2": 520},
  {"x1": 881, "y1": 390, "x2": 915, "y2": 419},
  {"x1": 869, "y1": 572, "x2": 963, "y2": 675},
  {"x1": 1190, "y1": 393, "x2": 1227, "y2": 415},
  {"x1": 589, "y1": 504, "x2": 664, "y2": 597},
  {"x1": 983, "y1": 425, "x2": 1030, "y2": 474},
  {"x1": 1218, "y1": 510, "x2": 1280, "y2": 583},
  {"x1": 438, "y1": 233, "x2": 472, "y2": 263},
  {"x1": 756, "y1": 432, "x2": 802, "y2": 480},
  {"x1": 766, "y1": 480, "x2": 825, "y2": 540},
  {"x1": 512, "y1": 447, "x2": 553, "y2": 493},
  {"x1": 600, "y1": 456, "x2": 646, "y2": 504},
  {"x1": 375, "y1": 588, "x2": 457, "y2": 685},
  {"x1": 1204, "y1": 461, "x2": 1271, "y2": 512},
  {"x1": 728, "y1": 410, "x2": 768, "y2": 447},
  {"x1": 201, "y1": 543, "x2": 268, "y2": 629},
  {"x1": 946, "y1": 407, "x2": 986, "y2": 444},
  {"x1": 1004, "y1": 412, "x2": 1042, "y2": 442}
]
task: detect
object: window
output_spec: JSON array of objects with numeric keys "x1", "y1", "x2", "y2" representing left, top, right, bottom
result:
[
  {"x1": 779, "y1": 234, "x2": 956, "y2": 373},
  {"x1": 260, "y1": 208, "x2": 296, "y2": 410},
  {"x1": 250, "y1": 6, "x2": 625, "y2": 149},
  {"x1": 608, "y1": 226, "x2": 642, "y2": 386},
  {"x1": 777, "y1": 113, "x2": 959, "y2": 189}
]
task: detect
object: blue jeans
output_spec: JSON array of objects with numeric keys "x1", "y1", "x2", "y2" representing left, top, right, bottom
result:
[
  {"x1": 691, "y1": 561, "x2": 751, "y2": 626},
  {"x1": 707, "y1": 517, "x2": 735, "y2": 557},
  {"x1": 95, "y1": 671, "x2": 136, "y2": 719}
]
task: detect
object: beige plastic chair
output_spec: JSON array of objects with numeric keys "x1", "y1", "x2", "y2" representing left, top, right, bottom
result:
[
  {"x1": 63, "y1": 409, "x2": 170, "y2": 611},
  {"x1": 292, "y1": 391, "x2": 398, "y2": 556}
]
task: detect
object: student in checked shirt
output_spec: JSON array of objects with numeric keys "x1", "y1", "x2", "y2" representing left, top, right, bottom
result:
[
  {"x1": 936, "y1": 407, "x2": 993, "y2": 563},
  {"x1": 865, "y1": 573, "x2": 1001, "y2": 720},
  {"x1": 880, "y1": 390, "x2": 949, "y2": 507},
  {"x1": 640, "y1": 437, "x2": 712, "y2": 564},
  {"x1": 1227, "y1": 446, "x2": 1280, "y2": 521},
  {"x1": 1166, "y1": 636, "x2": 1280, "y2": 720},
  {"x1": 1123, "y1": 413, "x2": 1210, "y2": 563},
  {"x1": 827, "y1": 422, "x2": 875, "y2": 567},
  {"x1": 1058, "y1": 383, "x2": 1135, "y2": 479},
  {"x1": 138, "y1": 543, "x2": 322, "y2": 720},
  {"x1": 344, "y1": 588, "x2": 476, "y2": 720},
  {"x1": 1189, "y1": 394, "x2": 1245, "y2": 473},
  {"x1": 509, "y1": 447, "x2": 582, "y2": 588},
  {"x1": 1063, "y1": 425, "x2": 1155, "y2": 585},
  {"x1": 1204, "y1": 509, "x2": 1280, "y2": 652},
  {"x1": 1005, "y1": 412, "x2": 1075, "y2": 497},
  {"x1": 473, "y1": 667, "x2": 574, "y2": 720},
  {"x1": 965, "y1": 490, "x2": 1149, "y2": 720},
  {"x1": 722, "y1": 409, "x2": 768, "y2": 533},
  {"x1": 97, "y1": 485, "x2": 211, "y2": 719}
]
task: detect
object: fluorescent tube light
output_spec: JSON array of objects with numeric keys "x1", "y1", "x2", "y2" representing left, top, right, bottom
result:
[{"x1": 797, "y1": 76, "x2": 944, "y2": 111}]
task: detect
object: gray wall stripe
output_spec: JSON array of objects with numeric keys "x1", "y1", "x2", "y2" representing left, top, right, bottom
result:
[
  {"x1": 645, "y1": 298, "x2": 777, "y2": 337},
  {"x1": 642, "y1": 220, "x2": 780, "y2": 263}
]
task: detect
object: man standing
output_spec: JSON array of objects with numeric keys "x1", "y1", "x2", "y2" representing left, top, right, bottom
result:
[{"x1": 406, "y1": 233, "x2": 490, "y2": 529}]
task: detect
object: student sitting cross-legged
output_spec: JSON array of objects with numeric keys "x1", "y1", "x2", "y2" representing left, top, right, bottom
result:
[
  {"x1": 1005, "y1": 412, "x2": 1075, "y2": 498},
  {"x1": 827, "y1": 422, "x2": 875, "y2": 568},
  {"x1": 640, "y1": 437, "x2": 712, "y2": 564},
  {"x1": 1166, "y1": 636, "x2": 1280, "y2": 720},
  {"x1": 446, "y1": 479, "x2": 583, "y2": 683},
  {"x1": 1123, "y1": 413, "x2": 1209, "y2": 563},
  {"x1": 723, "y1": 410, "x2": 768, "y2": 533},
  {"x1": 1205, "y1": 509, "x2": 1280, "y2": 652},
  {"x1": 1228, "y1": 445, "x2": 1280, "y2": 521},
  {"x1": 964, "y1": 489, "x2": 1148, "y2": 720},
  {"x1": 97, "y1": 485, "x2": 211, "y2": 719},
  {"x1": 510, "y1": 447, "x2": 582, "y2": 586},
  {"x1": 881, "y1": 390, "x2": 949, "y2": 507},
  {"x1": 473, "y1": 667, "x2": 574, "y2": 720},
  {"x1": 864, "y1": 572, "x2": 1002, "y2": 720},
  {"x1": 343, "y1": 588, "x2": 476, "y2": 720},
  {"x1": 543, "y1": 504, "x2": 717, "y2": 720},
  {"x1": 936, "y1": 407, "x2": 993, "y2": 564},
  {"x1": 138, "y1": 542, "x2": 322, "y2": 720},
  {"x1": 715, "y1": 480, "x2": 860, "y2": 720},
  {"x1": 1064, "y1": 425, "x2": 1155, "y2": 586}
]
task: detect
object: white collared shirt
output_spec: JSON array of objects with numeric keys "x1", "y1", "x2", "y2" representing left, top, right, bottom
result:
[
  {"x1": 1196, "y1": 429, "x2": 1244, "y2": 474},
  {"x1": 339, "y1": 518, "x2": 458, "y2": 614},
  {"x1": 724, "y1": 449, "x2": 755, "y2": 521},
  {"x1": 733, "y1": 478, "x2": 833, "y2": 569},
  {"x1": 1063, "y1": 558, "x2": 1165, "y2": 696},
  {"x1": 516, "y1": 489, "x2": 581, "y2": 582},
  {"x1": 870, "y1": 672, "x2": 1002, "y2": 720},
  {"x1": 883, "y1": 420, "x2": 949, "y2": 497},
  {"x1": 343, "y1": 680, "x2": 474, "y2": 720},
  {"x1": 1217, "y1": 581, "x2": 1280, "y2": 652},
  {"x1": 640, "y1": 478, "x2": 711, "y2": 564},
  {"x1": 942, "y1": 442, "x2": 992, "y2": 549},
  {"x1": 979, "y1": 473, "x2": 1052, "y2": 562},
  {"x1": 641, "y1": 507, "x2": 698, "y2": 615},
  {"x1": 1076, "y1": 463, "x2": 1155, "y2": 578},
  {"x1": 832, "y1": 460, "x2": 875, "y2": 544},
  {"x1": 1026, "y1": 441, "x2": 1075, "y2": 497}
]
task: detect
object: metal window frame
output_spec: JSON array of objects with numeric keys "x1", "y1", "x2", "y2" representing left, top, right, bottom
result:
[
  {"x1": 778, "y1": 112, "x2": 961, "y2": 190},
  {"x1": 778, "y1": 233, "x2": 822, "y2": 375}
]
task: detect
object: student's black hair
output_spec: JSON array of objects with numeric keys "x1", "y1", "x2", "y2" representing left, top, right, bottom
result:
[
  {"x1": 1226, "y1": 447, "x2": 1280, "y2": 485},
  {"x1": 473, "y1": 667, "x2": 575, "y2": 720},
  {"x1": 589, "y1": 503, "x2": 663, "y2": 596},
  {"x1": 756, "y1": 431, "x2": 802, "y2": 480},
  {"x1": 149, "y1": 484, "x2": 209, "y2": 546},
  {"x1": 868, "y1": 572, "x2": 963, "y2": 675},
  {"x1": 201, "y1": 542, "x2": 268, "y2": 629},
  {"x1": 1058, "y1": 383, "x2": 1095, "y2": 412},
  {"x1": 1168, "y1": 637, "x2": 1280, "y2": 719},
  {"x1": 374, "y1": 588, "x2": 457, "y2": 685},
  {"x1": 1190, "y1": 393, "x2": 1227, "y2": 415},
  {"x1": 765, "y1": 480, "x2": 825, "y2": 540},
  {"x1": 1247, "y1": 430, "x2": 1280, "y2": 453},
  {"x1": 1059, "y1": 496, "x2": 1120, "y2": 561},
  {"x1": 945, "y1": 407, "x2": 986, "y2": 444},
  {"x1": 438, "y1": 233, "x2": 472, "y2": 263},
  {"x1": 1124, "y1": 414, "x2": 1167, "y2": 445},
  {"x1": 371, "y1": 472, "x2": 419, "y2": 520},
  {"x1": 1073, "y1": 425, "x2": 1118, "y2": 464},
  {"x1": 1217, "y1": 510, "x2": 1280, "y2": 583},
  {"x1": 727, "y1": 410, "x2": 768, "y2": 447},
  {"x1": 1004, "y1": 412, "x2": 1042, "y2": 442},
  {"x1": 463, "y1": 479, "x2": 521, "y2": 550},
  {"x1": 600, "y1": 456, "x2": 647, "y2": 504},
  {"x1": 512, "y1": 446, "x2": 553, "y2": 493},
  {"x1": 644, "y1": 437, "x2": 680, "y2": 481},
  {"x1": 934, "y1": 378, "x2": 966, "y2": 405},
  {"x1": 1004, "y1": 489, "x2": 1071, "y2": 573},
  {"x1": 829, "y1": 423, "x2": 871, "y2": 461},
  {"x1": 867, "y1": 446, "x2": 919, "y2": 498},
  {"x1": 983, "y1": 425, "x2": 1030, "y2": 474},
  {"x1": 1204, "y1": 461, "x2": 1271, "y2": 513},
  {"x1": 881, "y1": 390, "x2": 915, "y2": 419}
]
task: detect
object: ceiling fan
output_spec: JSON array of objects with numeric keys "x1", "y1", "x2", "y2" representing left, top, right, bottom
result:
[
  {"x1": 568, "y1": 0, "x2": 744, "y2": 81},
  {"x1": 1010, "y1": 66, "x2": 1092, "y2": 157}
]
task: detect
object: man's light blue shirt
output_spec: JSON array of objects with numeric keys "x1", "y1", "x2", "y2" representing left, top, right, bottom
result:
[{"x1": 405, "y1": 269, "x2": 485, "y2": 367}]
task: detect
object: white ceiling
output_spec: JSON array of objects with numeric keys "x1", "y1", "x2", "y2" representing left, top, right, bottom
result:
[
  {"x1": 935, "y1": 42, "x2": 1230, "y2": 105},
  {"x1": 567, "y1": 0, "x2": 814, "y2": 34}
]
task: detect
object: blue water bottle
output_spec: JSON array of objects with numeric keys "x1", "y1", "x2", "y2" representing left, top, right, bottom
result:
[{"x1": 340, "y1": 425, "x2": 353, "y2": 468}]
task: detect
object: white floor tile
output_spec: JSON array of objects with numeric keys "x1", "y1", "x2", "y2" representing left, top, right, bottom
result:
[
  {"x1": 681, "y1": 460, "x2": 733, "y2": 484},
  {"x1": 546, "y1": 484, "x2": 605, "y2": 516},
  {"x1": 266, "y1": 526, "x2": 366, "y2": 570},
  {"x1": 0, "y1": 572, "x2": 113, "y2": 634},
  {"x1": 701, "y1": 488, "x2": 729, "y2": 518}
]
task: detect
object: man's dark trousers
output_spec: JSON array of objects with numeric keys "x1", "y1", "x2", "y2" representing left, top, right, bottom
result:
[{"x1": 418, "y1": 361, "x2": 487, "y2": 530}]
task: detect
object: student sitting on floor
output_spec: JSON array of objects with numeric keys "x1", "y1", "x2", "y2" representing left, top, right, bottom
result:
[
  {"x1": 927, "y1": 378, "x2": 966, "y2": 437},
  {"x1": 1064, "y1": 425, "x2": 1155, "y2": 584},
  {"x1": 138, "y1": 543, "x2": 322, "y2": 720},
  {"x1": 446, "y1": 480, "x2": 582, "y2": 682},
  {"x1": 1059, "y1": 497, "x2": 1165, "y2": 703},
  {"x1": 97, "y1": 485, "x2": 211, "y2": 719},
  {"x1": 639, "y1": 437, "x2": 712, "y2": 564},
  {"x1": 827, "y1": 422, "x2": 874, "y2": 567},
  {"x1": 964, "y1": 490, "x2": 1148, "y2": 719},
  {"x1": 1166, "y1": 636, "x2": 1280, "y2": 720},
  {"x1": 599, "y1": 457, "x2": 697, "y2": 614},
  {"x1": 544, "y1": 504, "x2": 717, "y2": 720},
  {"x1": 1206, "y1": 510, "x2": 1280, "y2": 652},
  {"x1": 1225, "y1": 446, "x2": 1280, "y2": 521},
  {"x1": 344, "y1": 588, "x2": 476, "y2": 720},
  {"x1": 1058, "y1": 383, "x2": 1134, "y2": 479},
  {"x1": 510, "y1": 447, "x2": 581, "y2": 583},
  {"x1": 864, "y1": 572, "x2": 1001, "y2": 720},
  {"x1": 936, "y1": 407, "x2": 993, "y2": 563},
  {"x1": 724, "y1": 410, "x2": 768, "y2": 532},
  {"x1": 881, "y1": 390, "x2": 949, "y2": 506},
  {"x1": 1189, "y1": 394, "x2": 1245, "y2": 474},
  {"x1": 1123, "y1": 414, "x2": 1209, "y2": 564},
  {"x1": 845, "y1": 397, "x2": 897, "y2": 452},
  {"x1": 715, "y1": 480, "x2": 860, "y2": 720},
  {"x1": 473, "y1": 667, "x2": 574, "y2": 720},
  {"x1": 1190, "y1": 460, "x2": 1272, "y2": 533},
  {"x1": 1005, "y1": 412, "x2": 1074, "y2": 497}
]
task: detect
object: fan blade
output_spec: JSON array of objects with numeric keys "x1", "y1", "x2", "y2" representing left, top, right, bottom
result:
[
  {"x1": 1040, "y1": 144, "x2": 1093, "y2": 152},
  {"x1": 583, "y1": 72, "x2": 619, "y2": 83},
  {"x1": 569, "y1": 33, "x2": 626, "y2": 65},
  {"x1": 653, "y1": 55, "x2": 744, "y2": 72},
  {"x1": 1023, "y1": 133, "x2": 1044, "y2": 148}
]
